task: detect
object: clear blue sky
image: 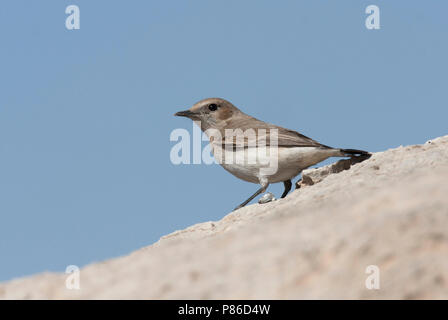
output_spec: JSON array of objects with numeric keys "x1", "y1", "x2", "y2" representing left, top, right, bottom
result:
[{"x1": 1, "y1": 1, "x2": 447, "y2": 282}]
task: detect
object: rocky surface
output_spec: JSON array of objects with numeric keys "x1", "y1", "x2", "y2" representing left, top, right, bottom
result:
[{"x1": 1, "y1": 136, "x2": 448, "y2": 299}]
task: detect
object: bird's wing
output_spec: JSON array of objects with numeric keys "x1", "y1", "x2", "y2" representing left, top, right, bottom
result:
[
  {"x1": 274, "y1": 126, "x2": 331, "y2": 148},
  {"x1": 220, "y1": 116, "x2": 331, "y2": 149}
]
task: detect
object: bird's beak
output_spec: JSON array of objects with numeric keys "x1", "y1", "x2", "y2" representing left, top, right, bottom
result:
[{"x1": 174, "y1": 109, "x2": 199, "y2": 120}]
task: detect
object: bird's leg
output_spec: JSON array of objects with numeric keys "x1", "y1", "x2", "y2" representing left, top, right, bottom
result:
[
  {"x1": 234, "y1": 183, "x2": 269, "y2": 210},
  {"x1": 281, "y1": 180, "x2": 292, "y2": 198}
]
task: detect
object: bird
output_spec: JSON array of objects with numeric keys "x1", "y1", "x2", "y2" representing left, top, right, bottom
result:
[{"x1": 174, "y1": 98, "x2": 370, "y2": 210}]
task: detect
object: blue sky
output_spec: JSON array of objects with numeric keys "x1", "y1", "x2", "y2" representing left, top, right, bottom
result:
[{"x1": 0, "y1": 1, "x2": 447, "y2": 282}]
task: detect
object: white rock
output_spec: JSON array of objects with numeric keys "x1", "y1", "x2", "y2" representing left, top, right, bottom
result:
[{"x1": 258, "y1": 192, "x2": 276, "y2": 204}]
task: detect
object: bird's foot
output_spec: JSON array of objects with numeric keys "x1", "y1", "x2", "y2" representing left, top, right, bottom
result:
[{"x1": 295, "y1": 178, "x2": 302, "y2": 190}]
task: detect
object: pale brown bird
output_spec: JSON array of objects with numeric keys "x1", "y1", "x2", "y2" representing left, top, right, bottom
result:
[{"x1": 175, "y1": 98, "x2": 370, "y2": 210}]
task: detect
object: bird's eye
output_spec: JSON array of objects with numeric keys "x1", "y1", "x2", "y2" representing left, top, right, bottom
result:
[{"x1": 208, "y1": 104, "x2": 218, "y2": 111}]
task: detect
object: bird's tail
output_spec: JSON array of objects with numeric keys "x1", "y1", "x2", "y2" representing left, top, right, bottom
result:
[{"x1": 339, "y1": 148, "x2": 371, "y2": 159}]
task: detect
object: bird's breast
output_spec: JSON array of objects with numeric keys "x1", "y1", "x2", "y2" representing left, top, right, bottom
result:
[{"x1": 209, "y1": 144, "x2": 338, "y2": 183}]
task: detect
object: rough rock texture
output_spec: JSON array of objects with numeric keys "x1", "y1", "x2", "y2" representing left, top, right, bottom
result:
[{"x1": 1, "y1": 136, "x2": 448, "y2": 299}]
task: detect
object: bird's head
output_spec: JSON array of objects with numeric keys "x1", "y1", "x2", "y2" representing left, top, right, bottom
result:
[{"x1": 174, "y1": 98, "x2": 239, "y2": 131}]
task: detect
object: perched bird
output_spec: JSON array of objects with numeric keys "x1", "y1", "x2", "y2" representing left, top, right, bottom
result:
[{"x1": 175, "y1": 98, "x2": 370, "y2": 210}]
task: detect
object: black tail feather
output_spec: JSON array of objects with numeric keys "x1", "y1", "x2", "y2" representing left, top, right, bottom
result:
[{"x1": 340, "y1": 148, "x2": 371, "y2": 159}]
